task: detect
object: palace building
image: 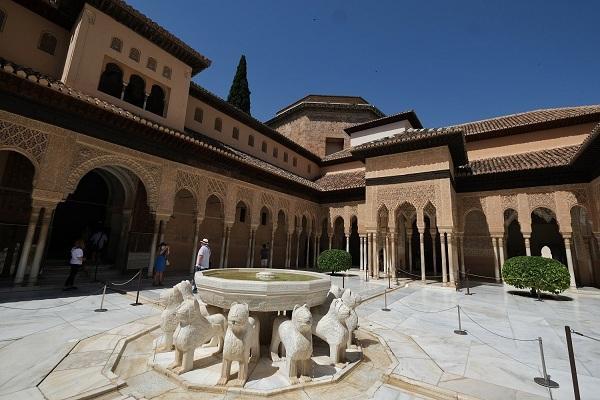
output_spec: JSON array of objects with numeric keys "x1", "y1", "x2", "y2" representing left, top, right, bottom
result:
[{"x1": 0, "y1": 0, "x2": 598, "y2": 288}]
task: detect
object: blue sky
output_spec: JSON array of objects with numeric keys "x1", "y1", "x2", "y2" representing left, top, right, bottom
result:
[{"x1": 128, "y1": 1, "x2": 599, "y2": 127}]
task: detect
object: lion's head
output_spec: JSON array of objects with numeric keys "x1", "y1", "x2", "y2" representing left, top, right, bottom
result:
[
  {"x1": 160, "y1": 287, "x2": 183, "y2": 308},
  {"x1": 329, "y1": 284, "x2": 344, "y2": 299},
  {"x1": 330, "y1": 298, "x2": 351, "y2": 321},
  {"x1": 228, "y1": 302, "x2": 249, "y2": 335},
  {"x1": 175, "y1": 280, "x2": 194, "y2": 300},
  {"x1": 341, "y1": 288, "x2": 362, "y2": 309},
  {"x1": 292, "y1": 304, "x2": 312, "y2": 334},
  {"x1": 176, "y1": 299, "x2": 200, "y2": 326}
]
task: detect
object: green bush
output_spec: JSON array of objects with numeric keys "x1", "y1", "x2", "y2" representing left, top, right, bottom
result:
[
  {"x1": 317, "y1": 249, "x2": 352, "y2": 274},
  {"x1": 502, "y1": 256, "x2": 570, "y2": 295}
]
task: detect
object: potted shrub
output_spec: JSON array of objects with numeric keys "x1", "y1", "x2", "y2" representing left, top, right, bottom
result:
[
  {"x1": 502, "y1": 256, "x2": 570, "y2": 298},
  {"x1": 317, "y1": 249, "x2": 352, "y2": 275}
]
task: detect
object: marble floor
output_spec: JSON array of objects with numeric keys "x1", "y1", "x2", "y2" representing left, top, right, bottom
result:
[{"x1": 2, "y1": 269, "x2": 599, "y2": 400}]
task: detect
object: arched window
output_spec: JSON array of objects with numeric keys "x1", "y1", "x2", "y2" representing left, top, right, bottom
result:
[
  {"x1": 248, "y1": 135, "x2": 254, "y2": 147},
  {"x1": 146, "y1": 57, "x2": 157, "y2": 71},
  {"x1": 123, "y1": 74, "x2": 145, "y2": 108},
  {"x1": 273, "y1": 147, "x2": 278, "y2": 158},
  {"x1": 0, "y1": 9, "x2": 7, "y2": 32},
  {"x1": 38, "y1": 32, "x2": 57, "y2": 55},
  {"x1": 145, "y1": 84, "x2": 165, "y2": 116},
  {"x1": 232, "y1": 127, "x2": 239, "y2": 139},
  {"x1": 194, "y1": 107, "x2": 203, "y2": 123},
  {"x1": 162, "y1": 66, "x2": 171, "y2": 79},
  {"x1": 129, "y1": 48, "x2": 140, "y2": 62},
  {"x1": 97, "y1": 63, "x2": 123, "y2": 98},
  {"x1": 214, "y1": 117, "x2": 222, "y2": 132},
  {"x1": 110, "y1": 37, "x2": 122, "y2": 52},
  {"x1": 261, "y1": 141, "x2": 267, "y2": 153}
]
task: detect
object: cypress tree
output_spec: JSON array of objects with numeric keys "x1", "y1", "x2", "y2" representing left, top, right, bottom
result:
[{"x1": 227, "y1": 55, "x2": 251, "y2": 115}]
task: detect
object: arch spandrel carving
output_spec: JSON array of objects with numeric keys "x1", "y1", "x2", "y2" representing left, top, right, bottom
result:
[
  {"x1": 0, "y1": 120, "x2": 49, "y2": 166},
  {"x1": 527, "y1": 192, "x2": 556, "y2": 214},
  {"x1": 64, "y1": 152, "x2": 160, "y2": 211}
]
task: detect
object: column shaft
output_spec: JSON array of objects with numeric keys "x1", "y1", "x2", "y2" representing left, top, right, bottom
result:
[
  {"x1": 223, "y1": 227, "x2": 231, "y2": 268},
  {"x1": 190, "y1": 219, "x2": 201, "y2": 273},
  {"x1": 419, "y1": 231, "x2": 426, "y2": 281},
  {"x1": 498, "y1": 237, "x2": 505, "y2": 281},
  {"x1": 447, "y1": 232, "x2": 455, "y2": 284},
  {"x1": 492, "y1": 237, "x2": 501, "y2": 282},
  {"x1": 14, "y1": 207, "x2": 41, "y2": 284},
  {"x1": 564, "y1": 236, "x2": 577, "y2": 288},
  {"x1": 459, "y1": 234, "x2": 466, "y2": 277},
  {"x1": 219, "y1": 226, "x2": 227, "y2": 268},
  {"x1": 147, "y1": 219, "x2": 161, "y2": 275},
  {"x1": 524, "y1": 235, "x2": 531, "y2": 256},
  {"x1": 441, "y1": 233, "x2": 448, "y2": 283},
  {"x1": 431, "y1": 230, "x2": 438, "y2": 275},
  {"x1": 269, "y1": 230, "x2": 275, "y2": 268},
  {"x1": 28, "y1": 208, "x2": 55, "y2": 285}
]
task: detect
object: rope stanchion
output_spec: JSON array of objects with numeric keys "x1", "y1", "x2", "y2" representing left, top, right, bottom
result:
[
  {"x1": 131, "y1": 268, "x2": 144, "y2": 306},
  {"x1": 534, "y1": 336, "x2": 559, "y2": 394},
  {"x1": 381, "y1": 289, "x2": 390, "y2": 312},
  {"x1": 94, "y1": 284, "x2": 108, "y2": 312},
  {"x1": 460, "y1": 308, "x2": 538, "y2": 342},
  {"x1": 396, "y1": 301, "x2": 457, "y2": 314},
  {"x1": 571, "y1": 329, "x2": 600, "y2": 343},
  {"x1": 0, "y1": 285, "x2": 105, "y2": 310},
  {"x1": 565, "y1": 326, "x2": 581, "y2": 400},
  {"x1": 454, "y1": 305, "x2": 467, "y2": 335},
  {"x1": 396, "y1": 266, "x2": 444, "y2": 280},
  {"x1": 109, "y1": 269, "x2": 141, "y2": 286}
]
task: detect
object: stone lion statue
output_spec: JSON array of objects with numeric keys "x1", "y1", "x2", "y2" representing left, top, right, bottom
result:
[
  {"x1": 168, "y1": 297, "x2": 226, "y2": 374},
  {"x1": 270, "y1": 304, "x2": 313, "y2": 384},
  {"x1": 217, "y1": 302, "x2": 260, "y2": 387},
  {"x1": 313, "y1": 298, "x2": 351, "y2": 366},
  {"x1": 316, "y1": 284, "x2": 344, "y2": 315},
  {"x1": 158, "y1": 287, "x2": 184, "y2": 352},
  {"x1": 341, "y1": 288, "x2": 362, "y2": 349}
]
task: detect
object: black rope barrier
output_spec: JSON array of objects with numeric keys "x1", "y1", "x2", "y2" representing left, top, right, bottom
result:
[
  {"x1": 0, "y1": 285, "x2": 106, "y2": 310},
  {"x1": 571, "y1": 329, "x2": 600, "y2": 343}
]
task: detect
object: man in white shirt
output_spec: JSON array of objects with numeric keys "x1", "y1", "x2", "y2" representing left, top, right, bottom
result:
[{"x1": 192, "y1": 238, "x2": 210, "y2": 293}]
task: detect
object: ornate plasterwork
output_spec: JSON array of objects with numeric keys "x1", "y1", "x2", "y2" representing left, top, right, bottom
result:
[
  {"x1": 0, "y1": 120, "x2": 49, "y2": 165},
  {"x1": 528, "y1": 192, "x2": 556, "y2": 213},
  {"x1": 65, "y1": 145, "x2": 161, "y2": 210},
  {"x1": 501, "y1": 194, "x2": 518, "y2": 212},
  {"x1": 375, "y1": 183, "x2": 437, "y2": 212}
]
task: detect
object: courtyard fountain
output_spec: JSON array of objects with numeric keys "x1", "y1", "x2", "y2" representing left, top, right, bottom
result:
[{"x1": 147, "y1": 268, "x2": 363, "y2": 393}]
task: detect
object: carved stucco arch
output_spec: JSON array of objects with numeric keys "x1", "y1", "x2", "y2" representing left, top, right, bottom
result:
[
  {"x1": 64, "y1": 155, "x2": 159, "y2": 211},
  {"x1": 0, "y1": 146, "x2": 40, "y2": 184}
]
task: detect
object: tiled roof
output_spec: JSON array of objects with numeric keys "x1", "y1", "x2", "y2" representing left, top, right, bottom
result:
[
  {"x1": 314, "y1": 170, "x2": 365, "y2": 191},
  {"x1": 462, "y1": 146, "x2": 579, "y2": 175},
  {"x1": 449, "y1": 105, "x2": 600, "y2": 140},
  {"x1": 321, "y1": 148, "x2": 353, "y2": 162},
  {"x1": 352, "y1": 127, "x2": 461, "y2": 150},
  {"x1": 0, "y1": 58, "x2": 325, "y2": 190},
  {"x1": 189, "y1": 83, "x2": 322, "y2": 163},
  {"x1": 345, "y1": 110, "x2": 423, "y2": 133}
]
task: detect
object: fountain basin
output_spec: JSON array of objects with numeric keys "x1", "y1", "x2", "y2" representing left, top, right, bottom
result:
[{"x1": 194, "y1": 268, "x2": 330, "y2": 312}]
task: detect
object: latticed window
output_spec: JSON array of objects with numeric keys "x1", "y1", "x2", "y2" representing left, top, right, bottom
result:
[
  {"x1": 146, "y1": 57, "x2": 157, "y2": 71},
  {"x1": 293, "y1": 157, "x2": 297, "y2": 167},
  {"x1": 129, "y1": 48, "x2": 140, "y2": 62},
  {"x1": 110, "y1": 37, "x2": 122, "y2": 52},
  {"x1": 261, "y1": 141, "x2": 267, "y2": 153},
  {"x1": 214, "y1": 118, "x2": 222, "y2": 132},
  {"x1": 38, "y1": 32, "x2": 57, "y2": 55},
  {"x1": 248, "y1": 135, "x2": 254, "y2": 146},
  {"x1": 162, "y1": 66, "x2": 172, "y2": 79},
  {"x1": 232, "y1": 127, "x2": 239, "y2": 139},
  {"x1": 273, "y1": 147, "x2": 278, "y2": 158},
  {"x1": 194, "y1": 107, "x2": 203, "y2": 123},
  {"x1": 283, "y1": 152, "x2": 288, "y2": 162}
]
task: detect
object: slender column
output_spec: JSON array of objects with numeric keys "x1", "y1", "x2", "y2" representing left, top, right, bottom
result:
[
  {"x1": 147, "y1": 218, "x2": 161, "y2": 276},
  {"x1": 441, "y1": 232, "x2": 448, "y2": 283},
  {"x1": 219, "y1": 225, "x2": 227, "y2": 268},
  {"x1": 28, "y1": 207, "x2": 55, "y2": 285},
  {"x1": 372, "y1": 232, "x2": 378, "y2": 278},
  {"x1": 120, "y1": 81, "x2": 127, "y2": 100},
  {"x1": 295, "y1": 230, "x2": 301, "y2": 268},
  {"x1": 269, "y1": 227, "x2": 276, "y2": 268},
  {"x1": 407, "y1": 229, "x2": 413, "y2": 272},
  {"x1": 345, "y1": 234, "x2": 350, "y2": 253},
  {"x1": 223, "y1": 226, "x2": 232, "y2": 268},
  {"x1": 431, "y1": 229, "x2": 438, "y2": 275},
  {"x1": 459, "y1": 233, "x2": 466, "y2": 277},
  {"x1": 284, "y1": 233, "x2": 291, "y2": 268},
  {"x1": 391, "y1": 233, "x2": 397, "y2": 278},
  {"x1": 190, "y1": 217, "x2": 201, "y2": 273},
  {"x1": 158, "y1": 219, "x2": 167, "y2": 245},
  {"x1": 498, "y1": 237, "x2": 505, "y2": 280},
  {"x1": 382, "y1": 234, "x2": 388, "y2": 277},
  {"x1": 142, "y1": 92, "x2": 149, "y2": 109},
  {"x1": 246, "y1": 228, "x2": 254, "y2": 268},
  {"x1": 305, "y1": 232, "x2": 311, "y2": 268},
  {"x1": 564, "y1": 236, "x2": 577, "y2": 288},
  {"x1": 14, "y1": 207, "x2": 41, "y2": 284},
  {"x1": 328, "y1": 235, "x2": 332, "y2": 250},
  {"x1": 359, "y1": 236, "x2": 364, "y2": 270},
  {"x1": 524, "y1": 234, "x2": 531, "y2": 256},
  {"x1": 313, "y1": 234, "x2": 318, "y2": 267},
  {"x1": 250, "y1": 229, "x2": 257, "y2": 267},
  {"x1": 447, "y1": 232, "x2": 456, "y2": 284},
  {"x1": 366, "y1": 234, "x2": 372, "y2": 276},
  {"x1": 419, "y1": 230, "x2": 426, "y2": 281},
  {"x1": 492, "y1": 236, "x2": 501, "y2": 282}
]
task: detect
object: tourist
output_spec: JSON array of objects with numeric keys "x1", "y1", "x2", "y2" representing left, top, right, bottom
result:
[
  {"x1": 64, "y1": 239, "x2": 85, "y2": 290},
  {"x1": 192, "y1": 238, "x2": 210, "y2": 293},
  {"x1": 89, "y1": 227, "x2": 108, "y2": 264},
  {"x1": 153, "y1": 242, "x2": 169, "y2": 286},
  {"x1": 260, "y1": 243, "x2": 269, "y2": 267}
]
